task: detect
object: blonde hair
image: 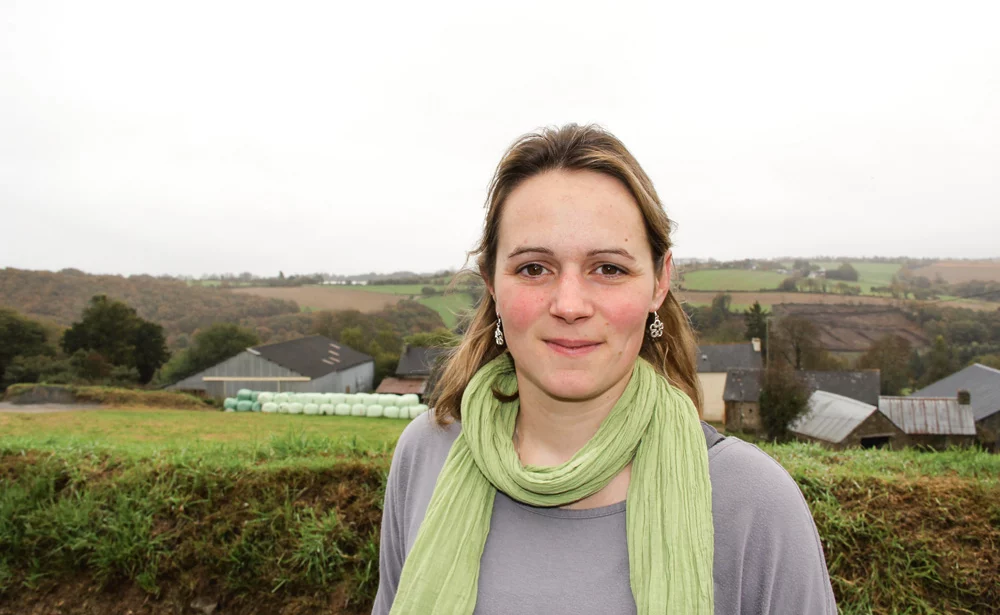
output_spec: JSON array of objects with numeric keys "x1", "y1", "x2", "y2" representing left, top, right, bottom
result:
[{"x1": 431, "y1": 124, "x2": 702, "y2": 425}]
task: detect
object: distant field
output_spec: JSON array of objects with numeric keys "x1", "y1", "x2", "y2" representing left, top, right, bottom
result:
[
  {"x1": 911, "y1": 260, "x2": 1000, "y2": 284},
  {"x1": 229, "y1": 286, "x2": 404, "y2": 312},
  {"x1": 681, "y1": 269, "x2": 787, "y2": 291},
  {"x1": 417, "y1": 293, "x2": 474, "y2": 328},
  {"x1": 675, "y1": 290, "x2": 997, "y2": 312}
]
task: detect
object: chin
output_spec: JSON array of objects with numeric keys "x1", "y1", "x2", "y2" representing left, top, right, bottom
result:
[{"x1": 537, "y1": 373, "x2": 610, "y2": 402}]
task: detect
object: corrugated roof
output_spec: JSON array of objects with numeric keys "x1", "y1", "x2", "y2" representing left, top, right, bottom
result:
[
  {"x1": 697, "y1": 343, "x2": 762, "y2": 373},
  {"x1": 910, "y1": 363, "x2": 1000, "y2": 422},
  {"x1": 251, "y1": 335, "x2": 373, "y2": 378},
  {"x1": 375, "y1": 377, "x2": 427, "y2": 395},
  {"x1": 878, "y1": 397, "x2": 977, "y2": 436},
  {"x1": 790, "y1": 391, "x2": 878, "y2": 443},
  {"x1": 723, "y1": 369, "x2": 880, "y2": 405},
  {"x1": 395, "y1": 346, "x2": 448, "y2": 378}
]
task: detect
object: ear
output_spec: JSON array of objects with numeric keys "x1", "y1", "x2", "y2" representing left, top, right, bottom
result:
[{"x1": 650, "y1": 250, "x2": 672, "y2": 311}]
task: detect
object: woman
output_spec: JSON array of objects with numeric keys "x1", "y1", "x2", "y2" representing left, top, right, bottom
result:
[{"x1": 373, "y1": 125, "x2": 836, "y2": 614}]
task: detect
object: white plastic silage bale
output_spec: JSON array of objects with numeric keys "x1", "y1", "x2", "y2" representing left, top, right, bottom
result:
[
  {"x1": 334, "y1": 403, "x2": 351, "y2": 416},
  {"x1": 409, "y1": 404, "x2": 429, "y2": 419},
  {"x1": 366, "y1": 404, "x2": 384, "y2": 418},
  {"x1": 343, "y1": 394, "x2": 359, "y2": 406},
  {"x1": 278, "y1": 403, "x2": 291, "y2": 414},
  {"x1": 378, "y1": 394, "x2": 398, "y2": 407},
  {"x1": 330, "y1": 393, "x2": 346, "y2": 405},
  {"x1": 321, "y1": 393, "x2": 335, "y2": 405},
  {"x1": 399, "y1": 394, "x2": 419, "y2": 407},
  {"x1": 319, "y1": 403, "x2": 334, "y2": 415},
  {"x1": 350, "y1": 403, "x2": 366, "y2": 417},
  {"x1": 383, "y1": 406, "x2": 400, "y2": 419},
  {"x1": 303, "y1": 403, "x2": 320, "y2": 416},
  {"x1": 262, "y1": 402, "x2": 278, "y2": 413},
  {"x1": 356, "y1": 393, "x2": 374, "y2": 406},
  {"x1": 257, "y1": 392, "x2": 274, "y2": 404},
  {"x1": 289, "y1": 403, "x2": 304, "y2": 415}
]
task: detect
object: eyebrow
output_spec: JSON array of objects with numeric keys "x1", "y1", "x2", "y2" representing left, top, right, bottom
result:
[{"x1": 506, "y1": 246, "x2": 637, "y2": 262}]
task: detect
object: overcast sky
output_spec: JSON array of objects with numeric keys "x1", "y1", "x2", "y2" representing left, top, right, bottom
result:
[{"x1": 2, "y1": 0, "x2": 998, "y2": 277}]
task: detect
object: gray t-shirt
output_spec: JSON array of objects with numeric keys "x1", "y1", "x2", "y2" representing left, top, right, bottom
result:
[{"x1": 373, "y1": 413, "x2": 837, "y2": 614}]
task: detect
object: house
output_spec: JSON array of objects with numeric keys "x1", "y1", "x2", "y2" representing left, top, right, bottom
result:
[
  {"x1": 696, "y1": 340, "x2": 763, "y2": 422},
  {"x1": 375, "y1": 345, "x2": 448, "y2": 401},
  {"x1": 724, "y1": 368, "x2": 880, "y2": 433},
  {"x1": 789, "y1": 391, "x2": 904, "y2": 449},
  {"x1": 167, "y1": 335, "x2": 374, "y2": 398},
  {"x1": 877, "y1": 394, "x2": 977, "y2": 450},
  {"x1": 909, "y1": 364, "x2": 1000, "y2": 451}
]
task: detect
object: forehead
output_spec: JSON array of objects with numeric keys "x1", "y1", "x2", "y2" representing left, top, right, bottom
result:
[{"x1": 498, "y1": 169, "x2": 650, "y2": 258}]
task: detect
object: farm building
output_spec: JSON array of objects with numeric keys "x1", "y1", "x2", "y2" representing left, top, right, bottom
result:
[
  {"x1": 909, "y1": 363, "x2": 1000, "y2": 451},
  {"x1": 696, "y1": 339, "x2": 763, "y2": 422},
  {"x1": 375, "y1": 345, "x2": 447, "y2": 401},
  {"x1": 724, "y1": 368, "x2": 880, "y2": 433},
  {"x1": 168, "y1": 335, "x2": 374, "y2": 398},
  {"x1": 789, "y1": 391, "x2": 904, "y2": 449},
  {"x1": 878, "y1": 394, "x2": 977, "y2": 450}
]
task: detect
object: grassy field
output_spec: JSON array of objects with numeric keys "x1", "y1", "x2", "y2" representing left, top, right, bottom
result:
[
  {"x1": 0, "y1": 409, "x2": 408, "y2": 455},
  {"x1": 415, "y1": 293, "x2": 474, "y2": 328},
  {"x1": 3, "y1": 406, "x2": 999, "y2": 614},
  {"x1": 681, "y1": 269, "x2": 787, "y2": 291},
  {"x1": 685, "y1": 263, "x2": 905, "y2": 296},
  {"x1": 358, "y1": 284, "x2": 450, "y2": 295}
]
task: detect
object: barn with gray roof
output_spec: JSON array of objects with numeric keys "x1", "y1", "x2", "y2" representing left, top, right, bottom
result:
[
  {"x1": 724, "y1": 368, "x2": 880, "y2": 434},
  {"x1": 789, "y1": 391, "x2": 904, "y2": 449},
  {"x1": 910, "y1": 363, "x2": 1000, "y2": 450},
  {"x1": 168, "y1": 335, "x2": 374, "y2": 398}
]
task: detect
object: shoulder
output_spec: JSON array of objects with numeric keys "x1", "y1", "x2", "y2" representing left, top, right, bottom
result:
[
  {"x1": 707, "y1": 436, "x2": 808, "y2": 509},
  {"x1": 387, "y1": 410, "x2": 461, "y2": 504},
  {"x1": 707, "y1": 437, "x2": 837, "y2": 613}
]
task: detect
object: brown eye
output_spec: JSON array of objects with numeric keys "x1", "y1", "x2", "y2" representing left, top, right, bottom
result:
[
  {"x1": 523, "y1": 264, "x2": 545, "y2": 276},
  {"x1": 599, "y1": 264, "x2": 625, "y2": 276}
]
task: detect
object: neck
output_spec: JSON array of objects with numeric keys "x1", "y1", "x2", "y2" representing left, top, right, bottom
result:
[{"x1": 514, "y1": 370, "x2": 633, "y2": 467}]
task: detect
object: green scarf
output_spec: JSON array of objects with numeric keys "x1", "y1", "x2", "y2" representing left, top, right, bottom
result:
[{"x1": 390, "y1": 353, "x2": 714, "y2": 614}]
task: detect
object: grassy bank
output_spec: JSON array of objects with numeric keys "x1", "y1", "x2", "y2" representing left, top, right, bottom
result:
[{"x1": 1, "y1": 410, "x2": 998, "y2": 614}]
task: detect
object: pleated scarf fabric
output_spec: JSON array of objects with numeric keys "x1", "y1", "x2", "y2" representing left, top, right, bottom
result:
[{"x1": 389, "y1": 353, "x2": 714, "y2": 614}]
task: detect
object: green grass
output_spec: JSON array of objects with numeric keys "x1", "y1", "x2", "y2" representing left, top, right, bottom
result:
[
  {"x1": 0, "y1": 409, "x2": 408, "y2": 456},
  {"x1": 2, "y1": 408, "x2": 998, "y2": 613},
  {"x1": 417, "y1": 293, "x2": 474, "y2": 329},
  {"x1": 681, "y1": 269, "x2": 788, "y2": 291}
]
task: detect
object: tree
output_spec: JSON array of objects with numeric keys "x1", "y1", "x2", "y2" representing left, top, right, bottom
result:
[
  {"x1": 404, "y1": 328, "x2": 460, "y2": 348},
  {"x1": 158, "y1": 323, "x2": 259, "y2": 384},
  {"x1": 709, "y1": 293, "x2": 732, "y2": 328},
  {"x1": 743, "y1": 302, "x2": 769, "y2": 361},
  {"x1": 61, "y1": 295, "x2": 140, "y2": 367},
  {"x1": 758, "y1": 365, "x2": 810, "y2": 440},
  {"x1": 0, "y1": 308, "x2": 55, "y2": 385},
  {"x1": 769, "y1": 316, "x2": 821, "y2": 370},
  {"x1": 858, "y1": 334, "x2": 912, "y2": 395},
  {"x1": 60, "y1": 295, "x2": 170, "y2": 384},
  {"x1": 920, "y1": 335, "x2": 957, "y2": 387},
  {"x1": 779, "y1": 277, "x2": 799, "y2": 292}
]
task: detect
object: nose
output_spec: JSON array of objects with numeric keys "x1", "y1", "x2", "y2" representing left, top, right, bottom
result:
[{"x1": 549, "y1": 271, "x2": 594, "y2": 323}]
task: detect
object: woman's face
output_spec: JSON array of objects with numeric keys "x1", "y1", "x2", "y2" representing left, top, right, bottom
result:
[{"x1": 490, "y1": 168, "x2": 671, "y2": 404}]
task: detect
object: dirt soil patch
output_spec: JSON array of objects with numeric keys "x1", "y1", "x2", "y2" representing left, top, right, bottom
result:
[
  {"x1": 0, "y1": 402, "x2": 102, "y2": 414},
  {"x1": 912, "y1": 260, "x2": 1000, "y2": 284}
]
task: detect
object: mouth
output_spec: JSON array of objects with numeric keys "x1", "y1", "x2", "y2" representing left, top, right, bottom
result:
[{"x1": 544, "y1": 338, "x2": 603, "y2": 357}]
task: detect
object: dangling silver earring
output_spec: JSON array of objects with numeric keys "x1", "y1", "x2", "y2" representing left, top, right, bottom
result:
[
  {"x1": 649, "y1": 312, "x2": 663, "y2": 338},
  {"x1": 495, "y1": 312, "x2": 505, "y2": 346}
]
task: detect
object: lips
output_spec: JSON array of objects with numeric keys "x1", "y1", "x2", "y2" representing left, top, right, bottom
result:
[{"x1": 544, "y1": 339, "x2": 603, "y2": 357}]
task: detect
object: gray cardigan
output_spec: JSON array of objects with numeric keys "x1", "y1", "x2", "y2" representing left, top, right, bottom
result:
[{"x1": 373, "y1": 413, "x2": 837, "y2": 614}]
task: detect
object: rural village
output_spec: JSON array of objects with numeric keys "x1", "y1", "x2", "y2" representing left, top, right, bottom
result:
[{"x1": 2, "y1": 256, "x2": 999, "y2": 614}]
